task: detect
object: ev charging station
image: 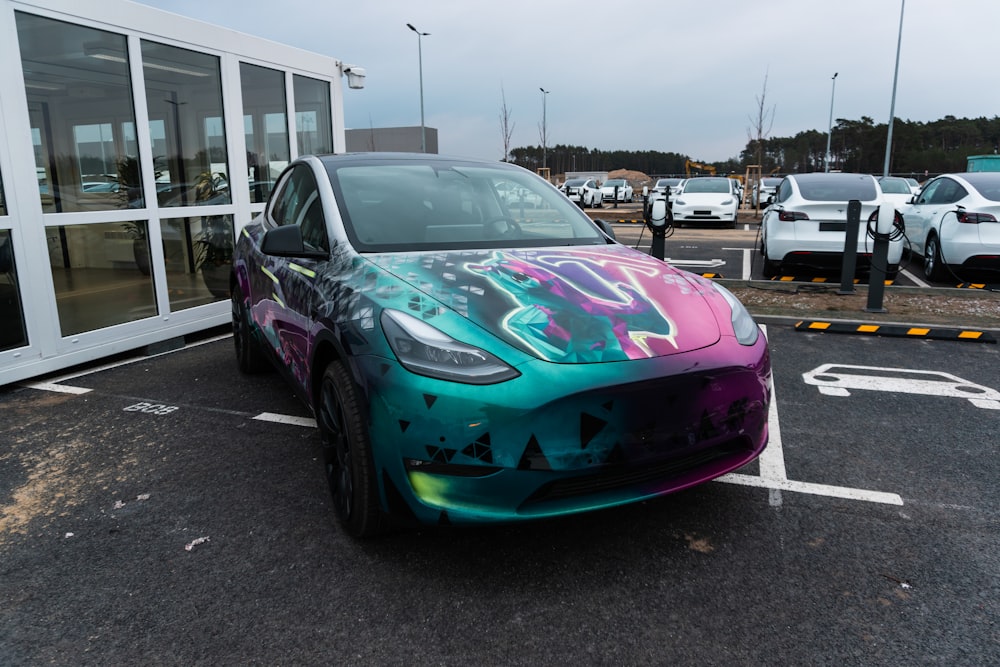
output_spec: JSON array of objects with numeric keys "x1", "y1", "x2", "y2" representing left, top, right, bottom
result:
[
  {"x1": 644, "y1": 196, "x2": 671, "y2": 261},
  {"x1": 865, "y1": 203, "x2": 899, "y2": 313}
]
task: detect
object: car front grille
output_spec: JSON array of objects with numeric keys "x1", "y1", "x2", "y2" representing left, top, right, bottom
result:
[{"x1": 518, "y1": 436, "x2": 751, "y2": 509}]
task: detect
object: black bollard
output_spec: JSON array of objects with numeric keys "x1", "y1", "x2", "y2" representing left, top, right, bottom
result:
[{"x1": 838, "y1": 200, "x2": 861, "y2": 294}]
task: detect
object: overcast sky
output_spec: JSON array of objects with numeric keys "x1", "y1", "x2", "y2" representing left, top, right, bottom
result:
[{"x1": 134, "y1": 0, "x2": 1000, "y2": 163}]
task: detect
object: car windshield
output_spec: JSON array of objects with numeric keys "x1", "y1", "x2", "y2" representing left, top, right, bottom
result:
[
  {"x1": 327, "y1": 160, "x2": 606, "y2": 252},
  {"x1": 564, "y1": 178, "x2": 586, "y2": 186},
  {"x1": 794, "y1": 173, "x2": 878, "y2": 201},
  {"x1": 604, "y1": 179, "x2": 625, "y2": 187},
  {"x1": 762, "y1": 178, "x2": 782, "y2": 187},
  {"x1": 962, "y1": 173, "x2": 1000, "y2": 201},
  {"x1": 683, "y1": 178, "x2": 730, "y2": 194},
  {"x1": 879, "y1": 177, "x2": 911, "y2": 194}
]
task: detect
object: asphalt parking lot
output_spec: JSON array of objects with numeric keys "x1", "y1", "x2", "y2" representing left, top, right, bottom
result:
[{"x1": 2, "y1": 320, "x2": 998, "y2": 665}]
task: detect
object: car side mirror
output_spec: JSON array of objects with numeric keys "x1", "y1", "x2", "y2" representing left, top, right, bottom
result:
[
  {"x1": 261, "y1": 224, "x2": 327, "y2": 259},
  {"x1": 593, "y1": 218, "x2": 616, "y2": 241}
]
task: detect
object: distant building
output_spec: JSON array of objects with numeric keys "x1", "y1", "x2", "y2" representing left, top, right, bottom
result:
[
  {"x1": 346, "y1": 126, "x2": 438, "y2": 154},
  {"x1": 966, "y1": 155, "x2": 1000, "y2": 172}
]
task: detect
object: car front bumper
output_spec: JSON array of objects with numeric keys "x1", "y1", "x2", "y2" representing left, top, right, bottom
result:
[{"x1": 358, "y1": 336, "x2": 771, "y2": 525}]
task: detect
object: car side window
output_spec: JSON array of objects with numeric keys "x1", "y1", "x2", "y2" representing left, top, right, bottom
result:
[
  {"x1": 269, "y1": 165, "x2": 329, "y2": 252},
  {"x1": 936, "y1": 179, "x2": 967, "y2": 204},
  {"x1": 916, "y1": 179, "x2": 940, "y2": 205},
  {"x1": 776, "y1": 178, "x2": 792, "y2": 203},
  {"x1": 927, "y1": 179, "x2": 957, "y2": 205}
]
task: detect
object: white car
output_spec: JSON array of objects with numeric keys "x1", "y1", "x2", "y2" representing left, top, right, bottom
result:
[
  {"x1": 877, "y1": 176, "x2": 915, "y2": 209},
  {"x1": 897, "y1": 172, "x2": 1000, "y2": 281},
  {"x1": 671, "y1": 177, "x2": 740, "y2": 226},
  {"x1": 751, "y1": 177, "x2": 783, "y2": 208},
  {"x1": 600, "y1": 178, "x2": 633, "y2": 203},
  {"x1": 648, "y1": 178, "x2": 682, "y2": 207},
  {"x1": 560, "y1": 177, "x2": 603, "y2": 208},
  {"x1": 650, "y1": 177, "x2": 683, "y2": 202},
  {"x1": 497, "y1": 181, "x2": 542, "y2": 209},
  {"x1": 760, "y1": 172, "x2": 903, "y2": 279}
]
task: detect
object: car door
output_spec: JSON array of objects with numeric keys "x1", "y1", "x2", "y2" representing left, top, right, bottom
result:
[
  {"x1": 253, "y1": 163, "x2": 331, "y2": 391},
  {"x1": 903, "y1": 177, "x2": 965, "y2": 256}
]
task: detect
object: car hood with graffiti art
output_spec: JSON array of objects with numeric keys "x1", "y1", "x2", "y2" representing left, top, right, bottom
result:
[{"x1": 364, "y1": 244, "x2": 724, "y2": 364}]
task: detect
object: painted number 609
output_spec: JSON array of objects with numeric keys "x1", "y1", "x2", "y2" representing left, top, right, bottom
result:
[{"x1": 124, "y1": 402, "x2": 179, "y2": 415}]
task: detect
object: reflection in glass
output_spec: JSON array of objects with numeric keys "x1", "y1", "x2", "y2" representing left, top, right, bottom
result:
[
  {"x1": 294, "y1": 75, "x2": 332, "y2": 155},
  {"x1": 141, "y1": 40, "x2": 230, "y2": 208},
  {"x1": 0, "y1": 230, "x2": 29, "y2": 351},
  {"x1": 47, "y1": 221, "x2": 158, "y2": 336},
  {"x1": 242, "y1": 63, "x2": 289, "y2": 204},
  {"x1": 16, "y1": 12, "x2": 144, "y2": 212},
  {"x1": 161, "y1": 215, "x2": 234, "y2": 310}
]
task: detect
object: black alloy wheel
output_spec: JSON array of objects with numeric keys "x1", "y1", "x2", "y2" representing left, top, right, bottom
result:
[
  {"x1": 318, "y1": 360, "x2": 387, "y2": 537},
  {"x1": 923, "y1": 234, "x2": 946, "y2": 282}
]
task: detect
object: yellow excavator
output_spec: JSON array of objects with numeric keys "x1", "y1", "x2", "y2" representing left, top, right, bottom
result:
[{"x1": 685, "y1": 160, "x2": 717, "y2": 177}]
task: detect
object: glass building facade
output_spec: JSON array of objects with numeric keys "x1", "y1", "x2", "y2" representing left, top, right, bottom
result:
[{"x1": 0, "y1": 0, "x2": 348, "y2": 385}]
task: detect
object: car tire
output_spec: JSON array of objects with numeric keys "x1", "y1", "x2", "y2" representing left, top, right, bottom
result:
[
  {"x1": 760, "y1": 244, "x2": 780, "y2": 279},
  {"x1": 231, "y1": 282, "x2": 270, "y2": 374},
  {"x1": 923, "y1": 234, "x2": 946, "y2": 282},
  {"x1": 318, "y1": 360, "x2": 388, "y2": 538}
]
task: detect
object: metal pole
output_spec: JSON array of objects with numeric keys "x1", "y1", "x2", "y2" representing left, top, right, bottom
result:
[
  {"x1": 539, "y1": 88, "x2": 549, "y2": 170},
  {"x1": 882, "y1": 0, "x2": 905, "y2": 177},
  {"x1": 825, "y1": 72, "x2": 838, "y2": 172},
  {"x1": 407, "y1": 23, "x2": 429, "y2": 153}
]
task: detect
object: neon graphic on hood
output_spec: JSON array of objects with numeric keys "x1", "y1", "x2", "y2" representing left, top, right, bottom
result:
[{"x1": 465, "y1": 250, "x2": 679, "y2": 362}]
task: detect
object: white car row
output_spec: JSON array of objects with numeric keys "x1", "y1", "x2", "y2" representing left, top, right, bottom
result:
[{"x1": 758, "y1": 171, "x2": 1000, "y2": 282}]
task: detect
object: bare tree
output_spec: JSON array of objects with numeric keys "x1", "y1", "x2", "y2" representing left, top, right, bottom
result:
[
  {"x1": 499, "y1": 84, "x2": 515, "y2": 162},
  {"x1": 747, "y1": 69, "x2": 776, "y2": 168}
]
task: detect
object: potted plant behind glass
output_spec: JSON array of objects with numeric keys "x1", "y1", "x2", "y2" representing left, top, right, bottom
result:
[{"x1": 117, "y1": 156, "x2": 150, "y2": 274}]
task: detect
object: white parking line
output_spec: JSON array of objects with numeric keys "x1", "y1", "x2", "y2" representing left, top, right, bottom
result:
[
  {"x1": 25, "y1": 332, "x2": 233, "y2": 387},
  {"x1": 715, "y1": 326, "x2": 904, "y2": 507},
  {"x1": 20, "y1": 381, "x2": 92, "y2": 395},
  {"x1": 900, "y1": 267, "x2": 930, "y2": 287},
  {"x1": 253, "y1": 412, "x2": 317, "y2": 428}
]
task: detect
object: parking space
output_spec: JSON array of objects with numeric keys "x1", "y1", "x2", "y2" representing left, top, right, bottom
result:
[{"x1": 2, "y1": 322, "x2": 998, "y2": 664}]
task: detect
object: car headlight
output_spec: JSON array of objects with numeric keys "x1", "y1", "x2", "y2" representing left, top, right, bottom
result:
[
  {"x1": 381, "y1": 309, "x2": 520, "y2": 384},
  {"x1": 712, "y1": 283, "x2": 760, "y2": 346}
]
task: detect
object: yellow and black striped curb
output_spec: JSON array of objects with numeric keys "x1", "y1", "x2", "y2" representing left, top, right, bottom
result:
[
  {"x1": 794, "y1": 320, "x2": 996, "y2": 343},
  {"x1": 773, "y1": 276, "x2": 895, "y2": 286}
]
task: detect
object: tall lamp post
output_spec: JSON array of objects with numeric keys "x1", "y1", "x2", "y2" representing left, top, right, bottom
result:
[
  {"x1": 539, "y1": 87, "x2": 549, "y2": 170},
  {"x1": 825, "y1": 72, "x2": 838, "y2": 173},
  {"x1": 882, "y1": 0, "x2": 906, "y2": 177},
  {"x1": 406, "y1": 23, "x2": 429, "y2": 153}
]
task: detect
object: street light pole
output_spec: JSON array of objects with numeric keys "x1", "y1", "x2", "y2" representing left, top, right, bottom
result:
[
  {"x1": 406, "y1": 23, "x2": 429, "y2": 153},
  {"x1": 825, "y1": 72, "x2": 838, "y2": 173},
  {"x1": 882, "y1": 0, "x2": 906, "y2": 178},
  {"x1": 539, "y1": 87, "x2": 549, "y2": 170}
]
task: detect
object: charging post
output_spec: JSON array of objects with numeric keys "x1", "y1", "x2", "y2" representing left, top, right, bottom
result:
[
  {"x1": 838, "y1": 200, "x2": 861, "y2": 294},
  {"x1": 645, "y1": 196, "x2": 670, "y2": 261},
  {"x1": 865, "y1": 203, "x2": 894, "y2": 313}
]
